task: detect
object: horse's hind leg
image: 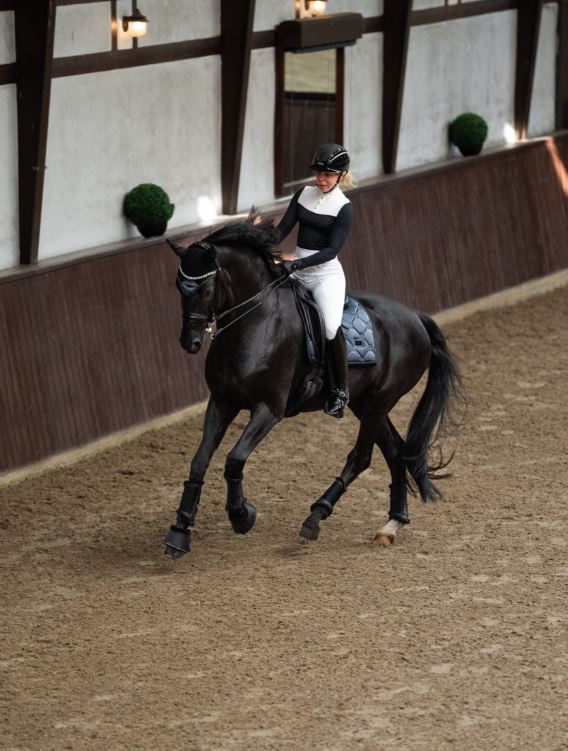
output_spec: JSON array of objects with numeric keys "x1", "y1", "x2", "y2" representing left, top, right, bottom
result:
[
  {"x1": 373, "y1": 418, "x2": 409, "y2": 547},
  {"x1": 164, "y1": 397, "x2": 238, "y2": 559},
  {"x1": 299, "y1": 401, "x2": 380, "y2": 543}
]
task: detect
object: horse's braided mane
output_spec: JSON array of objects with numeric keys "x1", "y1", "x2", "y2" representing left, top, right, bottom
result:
[{"x1": 206, "y1": 220, "x2": 282, "y2": 266}]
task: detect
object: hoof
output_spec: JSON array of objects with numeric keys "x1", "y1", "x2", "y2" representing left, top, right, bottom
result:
[
  {"x1": 228, "y1": 502, "x2": 257, "y2": 535},
  {"x1": 372, "y1": 532, "x2": 394, "y2": 547},
  {"x1": 299, "y1": 522, "x2": 320, "y2": 543},
  {"x1": 164, "y1": 525, "x2": 190, "y2": 558},
  {"x1": 164, "y1": 545, "x2": 188, "y2": 560}
]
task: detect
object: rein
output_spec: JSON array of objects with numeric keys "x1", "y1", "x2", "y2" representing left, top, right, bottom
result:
[
  {"x1": 212, "y1": 275, "x2": 289, "y2": 339},
  {"x1": 177, "y1": 248, "x2": 289, "y2": 340}
]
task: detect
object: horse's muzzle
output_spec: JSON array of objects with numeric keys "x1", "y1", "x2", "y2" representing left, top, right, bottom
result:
[{"x1": 179, "y1": 331, "x2": 202, "y2": 354}]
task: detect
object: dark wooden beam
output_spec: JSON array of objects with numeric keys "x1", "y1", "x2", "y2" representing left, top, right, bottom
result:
[
  {"x1": 558, "y1": 0, "x2": 568, "y2": 129},
  {"x1": 220, "y1": 0, "x2": 255, "y2": 215},
  {"x1": 56, "y1": 0, "x2": 109, "y2": 4},
  {"x1": 110, "y1": 0, "x2": 117, "y2": 51},
  {"x1": 252, "y1": 30, "x2": 275, "y2": 49},
  {"x1": 0, "y1": 63, "x2": 17, "y2": 85},
  {"x1": 15, "y1": 0, "x2": 56, "y2": 265},
  {"x1": 382, "y1": 0, "x2": 412, "y2": 174},
  {"x1": 274, "y1": 44, "x2": 285, "y2": 198},
  {"x1": 515, "y1": 0, "x2": 545, "y2": 139},
  {"x1": 335, "y1": 47, "x2": 344, "y2": 146},
  {"x1": 52, "y1": 37, "x2": 221, "y2": 77}
]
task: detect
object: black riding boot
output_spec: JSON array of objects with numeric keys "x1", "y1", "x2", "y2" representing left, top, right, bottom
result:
[{"x1": 325, "y1": 329, "x2": 349, "y2": 418}]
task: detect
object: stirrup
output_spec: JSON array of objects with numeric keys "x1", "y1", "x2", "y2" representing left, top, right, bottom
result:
[{"x1": 325, "y1": 389, "x2": 349, "y2": 419}]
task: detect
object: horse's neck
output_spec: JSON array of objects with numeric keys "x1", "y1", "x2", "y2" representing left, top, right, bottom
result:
[{"x1": 218, "y1": 247, "x2": 273, "y2": 308}]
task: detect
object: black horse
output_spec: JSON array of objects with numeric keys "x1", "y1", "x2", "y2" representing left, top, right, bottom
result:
[{"x1": 163, "y1": 220, "x2": 462, "y2": 558}]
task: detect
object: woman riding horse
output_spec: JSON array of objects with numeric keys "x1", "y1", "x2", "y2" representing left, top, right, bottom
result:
[
  {"x1": 276, "y1": 143, "x2": 354, "y2": 418},
  {"x1": 163, "y1": 211, "x2": 463, "y2": 559}
]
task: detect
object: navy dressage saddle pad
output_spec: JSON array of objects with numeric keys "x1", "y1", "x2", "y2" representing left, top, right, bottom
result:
[{"x1": 341, "y1": 295, "x2": 377, "y2": 365}]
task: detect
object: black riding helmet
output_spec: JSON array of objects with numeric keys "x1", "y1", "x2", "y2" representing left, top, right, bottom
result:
[{"x1": 309, "y1": 143, "x2": 350, "y2": 173}]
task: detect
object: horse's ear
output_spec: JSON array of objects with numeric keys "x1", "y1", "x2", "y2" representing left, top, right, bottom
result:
[
  {"x1": 198, "y1": 241, "x2": 217, "y2": 259},
  {"x1": 247, "y1": 205, "x2": 262, "y2": 226},
  {"x1": 166, "y1": 238, "x2": 186, "y2": 257}
]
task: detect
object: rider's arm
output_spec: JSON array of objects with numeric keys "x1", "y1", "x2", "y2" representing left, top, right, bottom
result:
[
  {"x1": 274, "y1": 189, "x2": 302, "y2": 243},
  {"x1": 294, "y1": 203, "x2": 353, "y2": 270}
]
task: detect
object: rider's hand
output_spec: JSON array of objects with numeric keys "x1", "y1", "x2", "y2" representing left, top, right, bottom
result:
[{"x1": 280, "y1": 260, "x2": 300, "y2": 277}]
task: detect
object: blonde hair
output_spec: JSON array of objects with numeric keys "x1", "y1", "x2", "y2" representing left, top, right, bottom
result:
[{"x1": 340, "y1": 172, "x2": 357, "y2": 190}]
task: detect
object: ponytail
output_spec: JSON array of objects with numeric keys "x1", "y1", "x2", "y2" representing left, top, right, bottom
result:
[{"x1": 340, "y1": 172, "x2": 357, "y2": 191}]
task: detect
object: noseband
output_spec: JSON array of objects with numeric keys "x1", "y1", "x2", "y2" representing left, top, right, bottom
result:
[{"x1": 177, "y1": 240, "x2": 289, "y2": 340}]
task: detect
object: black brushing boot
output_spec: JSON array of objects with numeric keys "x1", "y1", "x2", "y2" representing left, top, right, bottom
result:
[{"x1": 325, "y1": 329, "x2": 349, "y2": 418}]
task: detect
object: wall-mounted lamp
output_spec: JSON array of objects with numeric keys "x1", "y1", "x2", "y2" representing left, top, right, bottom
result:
[
  {"x1": 295, "y1": 0, "x2": 327, "y2": 19},
  {"x1": 122, "y1": 8, "x2": 149, "y2": 38}
]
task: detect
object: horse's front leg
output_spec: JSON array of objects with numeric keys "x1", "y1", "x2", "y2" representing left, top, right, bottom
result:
[
  {"x1": 224, "y1": 403, "x2": 281, "y2": 535},
  {"x1": 164, "y1": 397, "x2": 238, "y2": 559}
]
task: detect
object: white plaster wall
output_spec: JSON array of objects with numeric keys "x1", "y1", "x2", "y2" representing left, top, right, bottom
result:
[
  {"x1": 237, "y1": 48, "x2": 276, "y2": 211},
  {"x1": 344, "y1": 32, "x2": 382, "y2": 180},
  {"x1": 413, "y1": 0, "x2": 444, "y2": 9},
  {"x1": 253, "y1": 3, "x2": 291, "y2": 32},
  {"x1": 0, "y1": 11, "x2": 15, "y2": 65},
  {"x1": 0, "y1": 85, "x2": 18, "y2": 270},
  {"x1": 528, "y1": 2, "x2": 557, "y2": 138},
  {"x1": 325, "y1": 0, "x2": 383, "y2": 16},
  {"x1": 138, "y1": 0, "x2": 219, "y2": 46},
  {"x1": 398, "y1": 11, "x2": 516, "y2": 171},
  {"x1": 40, "y1": 57, "x2": 221, "y2": 259},
  {"x1": 54, "y1": 3, "x2": 112, "y2": 58}
]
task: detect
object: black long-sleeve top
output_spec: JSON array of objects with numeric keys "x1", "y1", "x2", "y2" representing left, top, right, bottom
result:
[{"x1": 275, "y1": 185, "x2": 353, "y2": 270}]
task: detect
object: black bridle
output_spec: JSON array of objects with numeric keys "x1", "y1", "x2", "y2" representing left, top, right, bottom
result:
[{"x1": 177, "y1": 241, "x2": 289, "y2": 340}]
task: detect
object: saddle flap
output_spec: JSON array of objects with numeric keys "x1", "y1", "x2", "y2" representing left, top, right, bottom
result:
[{"x1": 291, "y1": 280, "x2": 325, "y2": 365}]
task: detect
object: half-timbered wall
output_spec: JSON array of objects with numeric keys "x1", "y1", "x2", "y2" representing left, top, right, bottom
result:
[
  {"x1": 398, "y1": 12, "x2": 516, "y2": 170},
  {"x1": 1, "y1": 134, "x2": 567, "y2": 472},
  {"x1": 0, "y1": 1, "x2": 562, "y2": 269},
  {"x1": 41, "y1": 57, "x2": 222, "y2": 259}
]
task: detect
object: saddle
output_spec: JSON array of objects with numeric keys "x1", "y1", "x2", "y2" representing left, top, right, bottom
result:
[
  {"x1": 290, "y1": 280, "x2": 377, "y2": 367},
  {"x1": 285, "y1": 280, "x2": 377, "y2": 417}
]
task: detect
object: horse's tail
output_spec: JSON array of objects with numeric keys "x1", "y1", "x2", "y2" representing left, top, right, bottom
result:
[{"x1": 404, "y1": 314, "x2": 464, "y2": 501}]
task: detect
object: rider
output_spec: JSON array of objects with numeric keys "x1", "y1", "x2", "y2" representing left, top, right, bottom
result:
[{"x1": 275, "y1": 143, "x2": 353, "y2": 418}]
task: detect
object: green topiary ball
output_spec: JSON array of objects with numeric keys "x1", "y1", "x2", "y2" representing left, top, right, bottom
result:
[
  {"x1": 449, "y1": 113, "x2": 489, "y2": 156},
  {"x1": 123, "y1": 183, "x2": 175, "y2": 237}
]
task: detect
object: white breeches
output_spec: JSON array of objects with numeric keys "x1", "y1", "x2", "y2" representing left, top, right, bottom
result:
[{"x1": 293, "y1": 248, "x2": 346, "y2": 340}]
